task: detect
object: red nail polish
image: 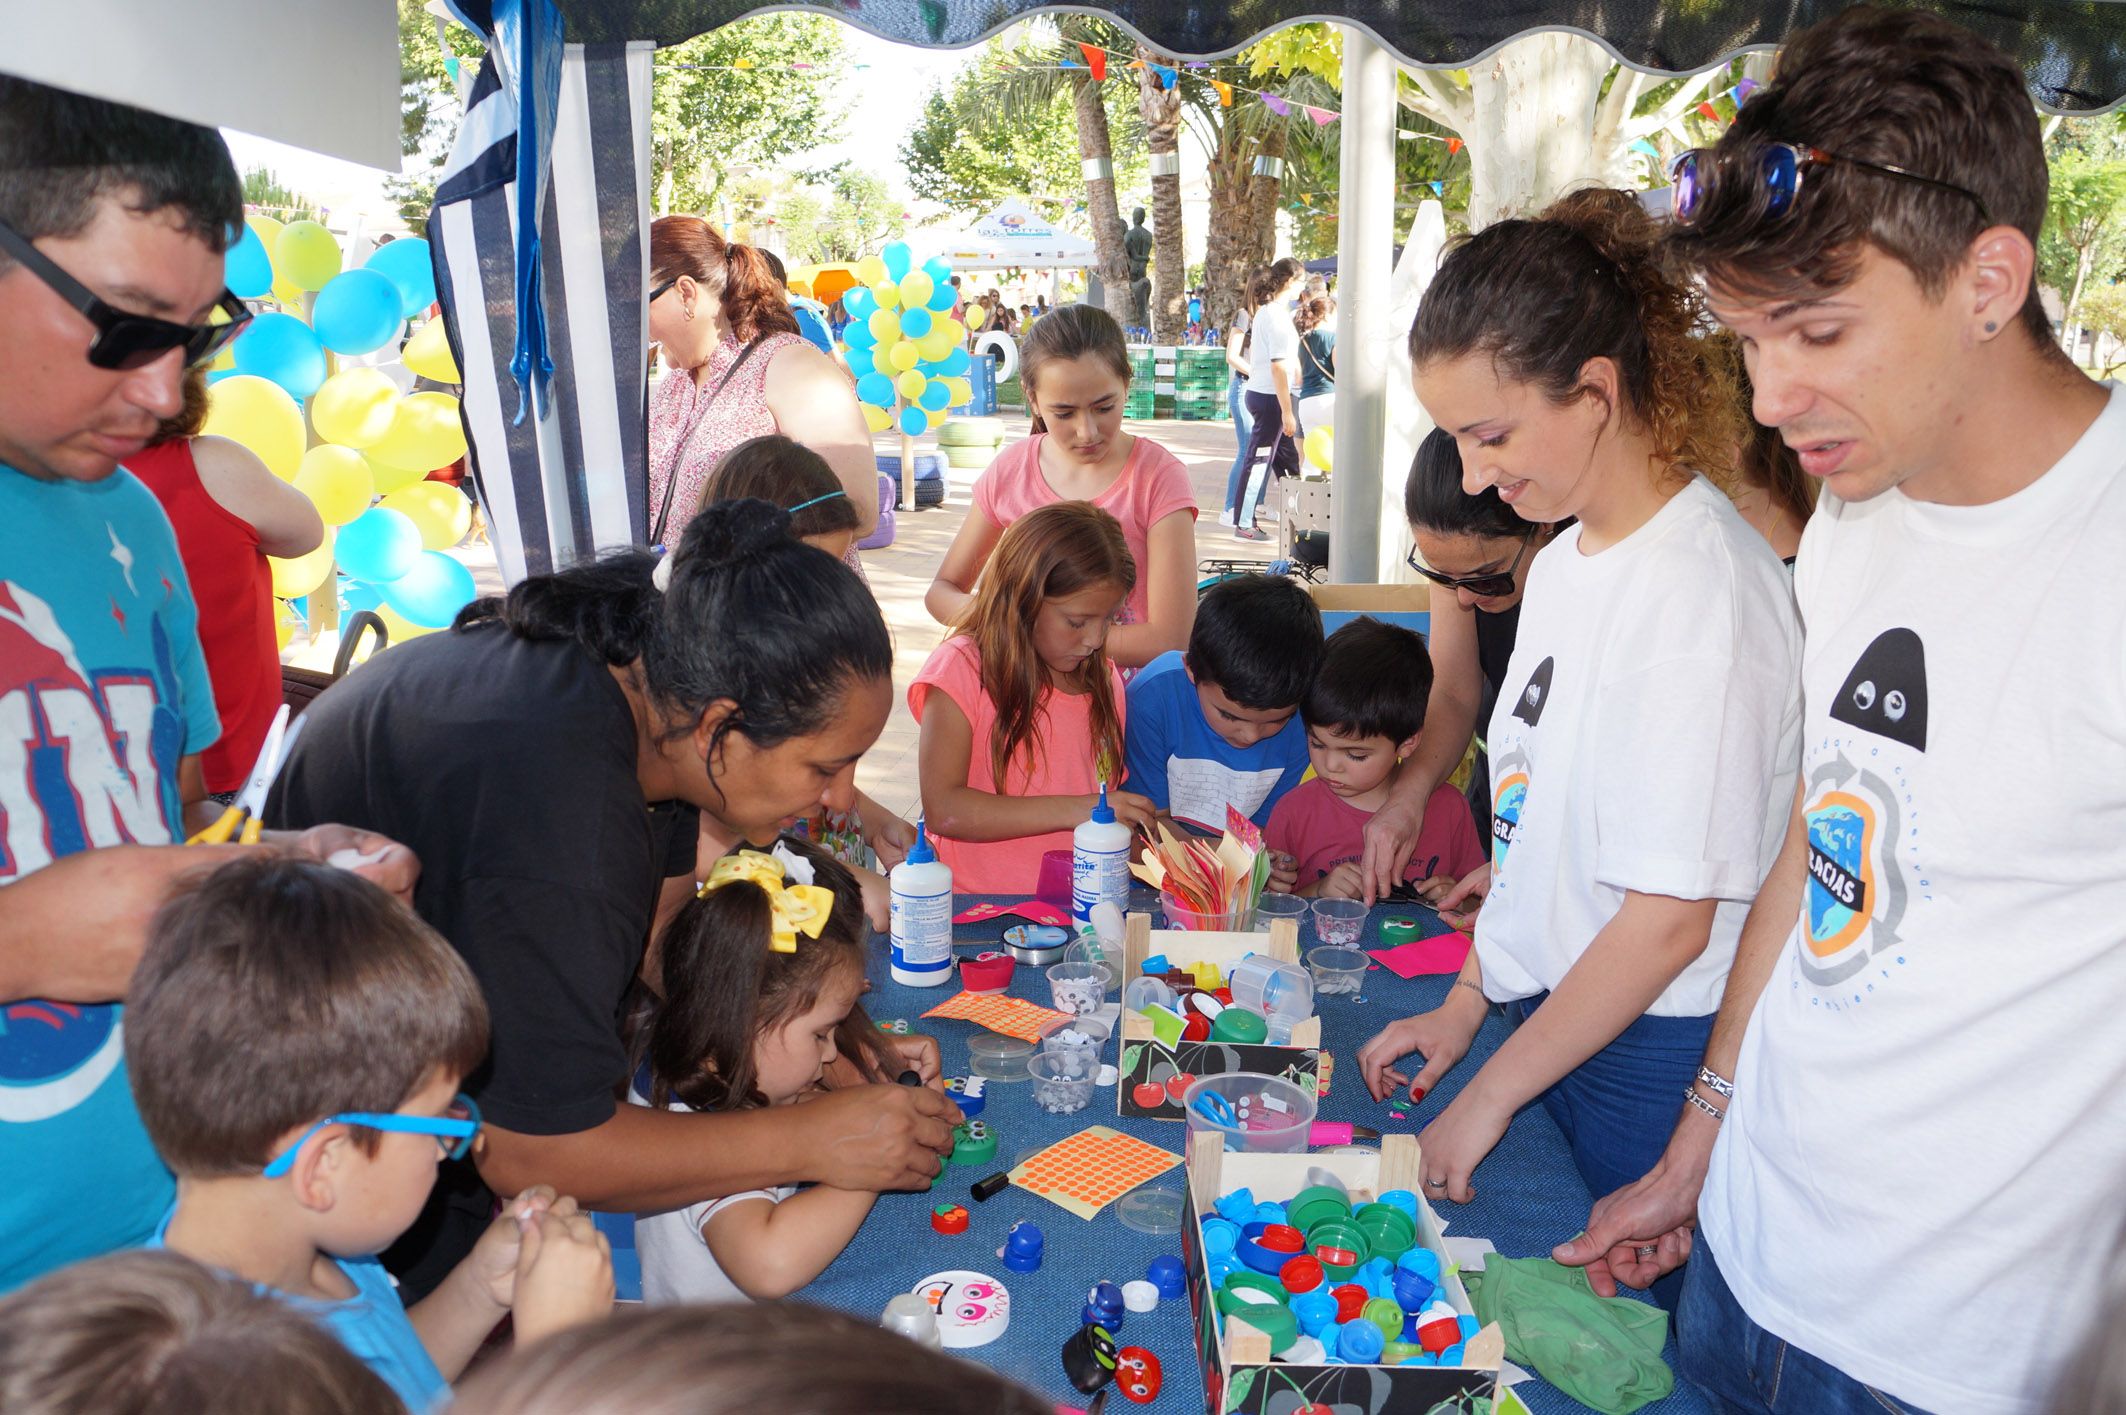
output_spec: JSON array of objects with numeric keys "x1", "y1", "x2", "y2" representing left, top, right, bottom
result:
[{"x1": 1409, "y1": 1086, "x2": 1427, "y2": 1103}]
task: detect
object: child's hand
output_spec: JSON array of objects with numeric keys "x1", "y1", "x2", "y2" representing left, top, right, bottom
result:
[
  {"x1": 466, "y1": 1185, "x2": 560, "y2": 1312},
  {"x1": 1413, "y1": 874, "x2": 1458, "y2": 905},
  {"x1": 511, "y1": 1200, "x2": 614, "y2": 1346},
  {"x1": 1106, "y1": 789, "x2": 1161, "y2": 834},
  {"x1": 1434, "y1": 863, "x2": 1491, "y2": 932},
  {"x1": 1267, "y1": 851, "x2": 1299, "y2": 894},
  {"x1": 867, "y1": 813, "x2": 918, "y2": 870},
  {"x1": 1316, "y1": 861, "x2": 1365, "y2": 900}
]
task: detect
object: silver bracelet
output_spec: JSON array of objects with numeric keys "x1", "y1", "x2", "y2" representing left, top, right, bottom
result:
[
  {"x1": 1681, "y1": 1085, "x2": 1727, "y2": 1123},
  {"x1": 1696, "y1": 1066, "x2": 1735, "y2": 1100}
]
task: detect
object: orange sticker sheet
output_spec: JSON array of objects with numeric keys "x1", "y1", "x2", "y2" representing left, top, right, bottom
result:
[
  {"x1": 1009, "y1": 1125, "x2": 1181, "y2": 1220},
  {"x1": 920, "y1": 990, "x2": 1073, "y2": 1043}
]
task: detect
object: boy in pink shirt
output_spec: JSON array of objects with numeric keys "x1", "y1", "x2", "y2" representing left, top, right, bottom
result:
[{"x1": 1266, "y1": 618, "x2": 1484, "y2": 900}]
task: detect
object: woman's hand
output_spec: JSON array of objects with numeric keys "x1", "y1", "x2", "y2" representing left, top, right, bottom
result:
[
  {"x1": 853, "y1": 865, "x2": 891, "y2": 934},
  {"x1": 1354, "y1": 995, "x2": 1485, "y2": 1103},
  {"x1": 1416, "y1": 1087, "x2": 1513, "y2": 1203},
  {"x1": 1434, "y1": 863, "x2": 1492, "y2": 933},
  {"x1": 287, "y1": 825, "x2": 420, "y2": 905},
  {"x1": 1358, "y1": 794, "x2": 1428, "y2": 904}
]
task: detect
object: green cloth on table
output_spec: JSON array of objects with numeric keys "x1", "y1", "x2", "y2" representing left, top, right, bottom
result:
[{"x1": 1463, "y1": 1256, "x2": 1674, "y2": 1415}]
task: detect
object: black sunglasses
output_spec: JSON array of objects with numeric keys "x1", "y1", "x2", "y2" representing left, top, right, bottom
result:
[
  {"x1": 1405, "y1": 531, "x2": 1537, "y2": 600},
  {"x1": 648, "y1": 278, "x2": 679, "y2": 304},
  {"x1": 0, "y1": 217, "x2": 252, "y2": 370},
  {"x1": 1670, "y1": 142, "x2": 1990, "y2": 228}
]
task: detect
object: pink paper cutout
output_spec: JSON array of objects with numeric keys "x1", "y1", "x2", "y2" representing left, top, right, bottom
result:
[
  {"x1": 953, "y1": 900, "x2": 1071, "y2": 927},
  {"x1": 1367, "y1": 933, "x2": 1473, "y2": 979}
]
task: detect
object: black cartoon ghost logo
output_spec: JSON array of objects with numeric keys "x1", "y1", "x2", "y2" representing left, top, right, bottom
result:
[
  {"x1": 1830, "y1": 628, "x2": 1927, "y2": 752},
  {"x1": 1512, "y1": 657, "x2": 1555, "y2": 727}
]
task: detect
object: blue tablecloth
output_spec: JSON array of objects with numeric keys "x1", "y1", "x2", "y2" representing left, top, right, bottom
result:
[{"x1": 793, "y1": 900, "x2": 1713, "y2": 1414}]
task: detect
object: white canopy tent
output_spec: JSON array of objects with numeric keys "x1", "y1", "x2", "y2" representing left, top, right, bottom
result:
[{"x1": 923, "y1": 199, "x2": 1097, "y2": 270}]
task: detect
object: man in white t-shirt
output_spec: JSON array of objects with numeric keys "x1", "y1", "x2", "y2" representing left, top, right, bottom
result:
[{"x1": 1550, "y1": 12, "x2": 2126, "y2": 1415}]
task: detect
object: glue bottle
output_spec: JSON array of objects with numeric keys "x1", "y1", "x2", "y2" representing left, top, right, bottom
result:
[
  {"x1": 1071, "y1": 783, "x2": 1132, "y2": 927},
  {"x1": 889, "y1": 818, "x2": 955, "y2": 987}
]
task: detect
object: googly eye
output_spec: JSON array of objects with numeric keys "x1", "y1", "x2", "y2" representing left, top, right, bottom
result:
[
  {"x1": 956, "y1": 1303, "x2": 986, "y2": 1321},
  {"x1": 1884, "y1": 689, "x2": 1906, "y2": 722},
  {"x1": 963, "y1": 1283, "x2": 993, "y2": 1299},
  {"x1": 1853, "y1": 680, "x2": 1876, "y2": 711}
]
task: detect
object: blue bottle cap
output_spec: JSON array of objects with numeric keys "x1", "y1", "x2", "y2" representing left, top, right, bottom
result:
[
  {"x1": 1337, "y1": 1319, "x2": 1385, "y2": 1363},
  {"x1": 1458, "y1": 1313, "x2": 1481, "y2": 1340},
  {"x1": 1147, "y1": 1255, "x2": 1188, "y2": 1299},
  {"x1": 1200, "y1": 1218, "x2": 1241, "y2": 1258},
  {"x1": 907, "y1": 817, "x2": 937, "y2": 866},
  {"x1": 1213, "y1": 1188, "x2": 1257, "y2": 1223},
  {"x1": 1393, "y1": 1269, "x2": 1436, "y2": 1312},
  {"x1": 1396, "y1": 1248, "x2": 1442, "y2": 1283},
  {"x1": 1090, "y1": 783, "x2": 1115, "y2": 825}
]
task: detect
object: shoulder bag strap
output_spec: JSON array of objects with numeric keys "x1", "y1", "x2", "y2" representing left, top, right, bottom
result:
[{"x1": 650, "y1": 335, "x2": 772, "y2": 548}]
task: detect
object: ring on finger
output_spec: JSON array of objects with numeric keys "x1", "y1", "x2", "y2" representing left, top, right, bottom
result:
[
  {"x1": 1425, "y1": 1178, "x2": 1447, "y2": 1188},
  {"x1": 1635, "y1": 1245, "x2": 1659, "y2": 1260}
]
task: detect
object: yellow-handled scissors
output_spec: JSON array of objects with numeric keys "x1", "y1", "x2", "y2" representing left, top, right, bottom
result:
[{"x1": 187, "y1": 704, "x2": 301, "y2": 845}]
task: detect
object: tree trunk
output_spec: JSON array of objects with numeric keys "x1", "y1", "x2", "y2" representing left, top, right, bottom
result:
[
  {"x1": 1243, "y1": 124, "x2": 1289, "y2": 271},
  {"x1": 1463, "y1": 34, "x2": 1612, "y2": 227},
  {"x1": 1073, "y1": 72, "x2": 1135, "y2": 326},
  {"x1": 1202, "y1": 117, "x2": 1255, "y2": 335},
  {"x1": 1136, "y1": 49, "x2": 1188, "y2": 343}
]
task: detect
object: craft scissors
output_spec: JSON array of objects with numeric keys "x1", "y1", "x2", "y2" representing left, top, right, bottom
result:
[
  {"x1": 186, "y1": 705, "x2": 301, "y2": 845},
  {"x1": 1189, "y1": 1090, "x2": 1239, "y2": 1129}
]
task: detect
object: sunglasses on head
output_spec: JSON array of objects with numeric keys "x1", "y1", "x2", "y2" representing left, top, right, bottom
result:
[
  {"x1": 0, "y1": 216, "x2": 252, "y2": 371},
  {"x1": 1669, "y1": 142, "x2": 1990, "y2": 228},
  {"x1": 1405, "y1": 531, "x2": 1536, "y2": 600}
]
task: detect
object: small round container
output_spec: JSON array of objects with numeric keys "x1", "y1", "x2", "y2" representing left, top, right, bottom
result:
[
  {"x1": 1061, "y1": 938, "x2": 1120, "y2": 991},
  {"x1": 1362, "y1": 1297, "x2": 1406, "y2": 1343},
  {"x1": 1182, "y1": 1072, "x2": 1318, "y2": 1154},
  {"x1": 1228, "y1": 955, "x2": 1315, "y2": 1021},
  {"x1": 1306, "y1": 945, "x2": 1370, "y2": 997},
  {"x1": 1037, "y1": 1014, "x2": 1112, "y2": 1078},
  {"x1": 1122, "y1": 974, "x2": 1175, "y2": 1013},
  {"x1": 1047, "y1": 960, "x2": 1112, "y2": 1015},
  {"x1": 1162, "y1": 892, "x2": 1257, "y2": 932},
  {"x1": 1310, "y1": 897, "x2": 1369, "y2": 947},
  {"x1": 1216, "y1": 1278, "x2": 1298, "y2": 1353},
  {"x1": 968, "y1": 1033, "x2": 1035, "y2": 1082},
  {"x1": 1254, "y1": 893, "x2": 1310, "y2": 926},
  {"x1": 1027, "y1": 1052, "x2": 1095, "y2": 1114},
  {"x1": 1235, "y1": 1221, "x2": 1306, "y2": 1274},
  {"x1": 1354, "y1": 1203, "x2": 1418, "y2": 1263},
  {"x1": 1036, "y1": 848, "x2": 1075, "y2": 909}
]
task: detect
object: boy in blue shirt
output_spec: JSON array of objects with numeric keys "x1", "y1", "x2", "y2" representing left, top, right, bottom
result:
[
  {"x1": 1123, "y1": 576, "x2": 1322, "y2": 880},
  {"x1": 128, "y1": 855, "x2": 613, "y2": 1410}
]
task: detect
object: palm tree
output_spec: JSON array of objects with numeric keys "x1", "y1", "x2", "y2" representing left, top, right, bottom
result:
[
  {"x1": 1135, "y1": 46, "x2": 1188, "y2": 342},
  {"x1": 1189, "y1": 69, "x2": 1338, "y2": 334}
]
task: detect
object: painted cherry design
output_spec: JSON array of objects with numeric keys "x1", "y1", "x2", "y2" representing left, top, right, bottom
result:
[
  {"x1": 1131, "y1": 1082, "x2": 1169, "y2": 1108},
  {"x1": 1165, "y1": 1073, "x2": 1195, "y2": 1103}
]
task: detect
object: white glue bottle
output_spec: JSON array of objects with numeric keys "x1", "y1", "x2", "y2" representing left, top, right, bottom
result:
[
  {"x1": 1071, "y1": 784, "x2": 1132, "y2": 927},
  {"x1": 889, "y1": 818, "x2": 955, "y2": 987}
]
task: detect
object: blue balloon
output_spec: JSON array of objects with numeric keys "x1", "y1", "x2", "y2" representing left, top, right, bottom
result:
[
  {"x1": 882, "y1": 241, "x2": 913, "y2": 281},
  {"x1": 361, "y1": 237, "x2": 437, "y2": 319},
  {"x1": 920, "y1": 380, "x2": 950, "y2": 412},
  {"x1": 341, "y1": 579, "x2": 384, "y2": 614},
  {"x1": 922, "y1": 256, "x2": 952, "y2": 283},
  {"x1": 231, "y1": 313, "x2": 327, "y2": 398},
  {"x1": 844, "y1": 286, "x2": 875, "y2": 319},
  {"x1": 379, "y1": 549, "x2": 477, "y2": 628},
  {"x1": 898, "y1": 405, "x2": 926, "y2": 436},
  {"x1": 842, "y1": 320, "x2": 876, "y2": 350},
  {"x1": 899, "y1": 307, "x2": 933, "y2": 340},
  {"x1": 856, "y1": 372, "x2": 895, "y2": 408},
  {"x1": 941, "y1": 346, "x2": 972, "y2": 377},
  {"x1": 312, "y1": 269, "x2": 402, "y2": 356},
  {"x1": 336, "y1": 507, "x2": 422, "y2": 584},
  {"x1": 226, "y1": 223, "x2": 274, "y2": 299},
  {"x1": 927, "y1": 281, "x2": 956, "y2": 312},
  {"x1": 843, "y1": 347, "x2": 875, "y2": 377}
]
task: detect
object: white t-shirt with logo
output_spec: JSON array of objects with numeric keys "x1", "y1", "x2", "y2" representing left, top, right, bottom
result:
[
  {"x1": 1478, "y1": 474, "x2": 1802, "y2": 1016},
  {"x1": 1245, "y1": 302, "x2": 1298, "y2": 397},
  {"x1": 1701, "y1": 385, "x2": 2126, "y2": 1415}
]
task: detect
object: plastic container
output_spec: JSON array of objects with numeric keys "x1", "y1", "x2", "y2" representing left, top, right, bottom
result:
[
  {"x1": 1072, "y1": 784, "x2": 1132, "y2": 926},
  {"x1": 1310, "y1": 898, "x2": 1368, "y2": 947},
  {"x1": 1036, "y1": 849, "x2": 1074, "y2": 909},
  {"x1": 1122, "y1": 974, "x2": 1175, "y2": 1013},
  {"x1": 889, "y1": 820, "x2": 954, "y2": 987},
  {"x1": 1047, "y1": 960, "x2": 1112, "y2": 1016},
  {"x1": 1028, "y1": 1052, "x2": 1096, "y2": 1114},
  {"x1": 1254, "y1": 893, "x2": 1310, "y2": 926},
  {"x1": 1182, "y1": 1072, "x2": 1318, "y2": 1154},
  {"x1": 1228, "y1": 956, "x2": 1315, "y2": 1022},
  {"x1": 1162, "y1": 893, "x2": 1257, "y2": 932},
  {"x1": 1062, "y1": 938, "x2": 1119, "y2": 992},
  {"x1": 1037, "y1": 1014, "x2": 1112, "y2": 1078},
  {"x1": 969, "y1": 1033, "x2": 1035, "y2": 1082},
  {"x1": 1306, "y1": 945, "x2": 1369, "y2": 997}
]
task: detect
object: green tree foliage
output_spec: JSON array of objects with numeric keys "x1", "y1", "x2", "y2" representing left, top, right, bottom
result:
[
  {"x1": 241, "y1": 167, "x2": 319, "y2": 223},
  {"x1": 760, "y1": 166, "x2": 906, "y2": 264},
  {"x1": 2040, "y1": 121, "x2": 2126, "y2": 343},
  {"x1": 388, "y1": 0, "x2": 482, "y2": 231},
  {"x1": 900, "y1": 32, "x2": 1143, "y2": 218},
  {"x1": 651, "y1": 16, "x2": 852, "y2": 216}
]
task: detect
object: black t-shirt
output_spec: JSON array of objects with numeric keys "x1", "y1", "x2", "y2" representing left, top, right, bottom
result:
[{"x1": 1466, "y1": 599, "x2": 1523, "y2": 844}]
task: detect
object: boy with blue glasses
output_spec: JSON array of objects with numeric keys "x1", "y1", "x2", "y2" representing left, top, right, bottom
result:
[{"x1": 124, "y1": 856, "x2": 613, "y2": 1410}]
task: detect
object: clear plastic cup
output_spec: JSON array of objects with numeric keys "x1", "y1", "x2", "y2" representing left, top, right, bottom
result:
[
  {"x1": 1037, "y1": 1014, "x2": 1111, "y2": 1078},
  {"x1": 1228, "y1": 955, "x2": 1315, "y2": 1022},
  {"x1": 1028, "y1": 1052, "x2": 1096, "y2": 1114},
  {"x1": 1310, "y1": 898, "x2": 1368, "y2": 947},
  {"x1": 1255, "y1": 893, "x2": 1310, "y2": 927},
  {"x1": 1046, "y1": 960, "x2": 1112, "y2": 1015},
  {"x1": 1162, "y1": 892, "x2": 1257, "y2": 931},
  {"x1": 1061, "y1": 939, "x2": 1119, "y2": 992},
  {"x1": 1306, "y1": 945, "x2": 1369, "y2": 997},
  {"x1": 1182, "y1": 1072, "x2": 1318, "y2": 1153}
]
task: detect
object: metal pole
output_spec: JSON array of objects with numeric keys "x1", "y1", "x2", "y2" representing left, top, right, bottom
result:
[{"x1": 1329, "y1": 25, "x2": 1397, "y2": 584}]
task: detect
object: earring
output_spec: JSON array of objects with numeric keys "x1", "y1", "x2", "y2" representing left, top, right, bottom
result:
[{"x1": 1983, "y1": 321, "x2": 1998, "y2": 334}]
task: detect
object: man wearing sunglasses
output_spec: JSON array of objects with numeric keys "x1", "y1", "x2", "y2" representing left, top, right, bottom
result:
[
  {"x1": 0, "y1": 78, "x2": 415, "y2": 1294},
  {"x1": 1551, "y1": 11, "x2": 2126, "y2": 1414}
]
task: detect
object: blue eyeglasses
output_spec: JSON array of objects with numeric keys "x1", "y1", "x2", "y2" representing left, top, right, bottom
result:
[
  {"x1": 262, "y1": 1093, "x2": 482, "y2": 1179},
  {"x1": 1670, "y1": 142, "x2": 1990, "y2": 228}
]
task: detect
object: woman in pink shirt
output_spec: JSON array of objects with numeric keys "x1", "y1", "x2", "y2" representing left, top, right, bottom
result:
[
  {"x1": 924, "y1": 305, "x2": 1197, "y2": 669},
  {"x1": 912, "y1": 504, "x2": 1160, "y2": 893}
]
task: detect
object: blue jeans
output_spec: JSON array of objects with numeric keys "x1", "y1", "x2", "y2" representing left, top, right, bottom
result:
[
  {"x1": 1223, "y1": 372, "x2": 1252, "y2": 516},
  {"x1": 1505, "y1": 994, "x2": 1712, "y2": 1311},
  {"x1": 1680, "y1": 1236, "x2": 1937, "y2": 1415}
]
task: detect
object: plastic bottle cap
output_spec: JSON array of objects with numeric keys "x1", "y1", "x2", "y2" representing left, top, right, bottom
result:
[
  {"x1": 907, "y1": 818, "x2": 937, "y2": 866},
  {"x1": 1091, "y1": 783, "x2": 1115, "y2": 825}
]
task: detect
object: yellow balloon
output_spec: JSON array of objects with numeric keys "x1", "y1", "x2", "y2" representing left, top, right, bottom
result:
[
  {"x1": 945, "y1": 377, "x2": 974, "y2": 405},
  {"x1": 867, "y1": 309, "x2": 901, "y2": 344},
  {"x1": 887, "y1": 340, "x2": 922, "y2": 373},
  {"x1": 871, "y1": 281, "x2": 901, "y2": 310},
  {"x1": 365, "y1": 391, "x2": 468, "y2": 477},
  {"x1": 312, "y1": 368, "x2": 402, "y2": 449},
  {"x1": 936, "y1": 318, "x2": 965, "y2": 345},
  {"x1": 246, "y1": 213, "x2": 285, "y2": 249},
  {"x1": 379, "y1": 482, "x2": 473, "y2": 551},
  {"x1": 274, "y1": 219, "x2": 343, "y2": 291},
  {"x1": 275, "y1": 599, "x2": 303, "y2": 652},
  {"x1": 861, "y1": 403, "x2": 892, "y2": 433},
  {"x1": 855, "y1": 255, "x2": 889, "y2": 286},
  {"x1": 924, "y1": 407, "x2": 948, "y2": 429},
  {"x1": 896, "y1": 369, "x2": 927, "y2": 401},
  {"x1": 203, "y1": 375, "x2": 306, "y2": 480},
  {"x1": 965, "y1": 304, "x2": 988, "y2": 330},
  {"x1": 269, "y1": 532, "x2": 336, "y2": 600},
  {"x1": 368, "y1": 461, "x2": 428, "y2": 495},
  {"x1": 917, "y1": 330, "x2": 956, "y2": 363},
  {"x1": 1304, "y1": 425, "x2": 1335, "y2": 472},
  {"x1": 271, "y1": 278, "x2": 307, "y2": 311},
  {"x1": 401, "y1": 319, "x2": 460, "y2": 382},
  {"x1": 293, "y1": 444, "x2": 376, "y2": 526},
  {"x1": 374, "y1": 603, "x2": 440, "y2": 643},
  {"x1": 898, "y1": 271, "x2": 934, "y2": 309}
]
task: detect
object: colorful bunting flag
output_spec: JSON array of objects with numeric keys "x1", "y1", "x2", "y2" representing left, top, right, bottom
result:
[
  {"x1": 1697, "y1": 100, "x2": 1721, "y2": 121},
  {"x1": 1211, "y1": 79, "x2": 1233, "y2": 107},
  {"x1": 1261, "y1": 92, "x2": 1290, "y2": 116},
  {"x1": 1736, "y1": 77, "x2": 1761, "y2": 103},
  {"x1": 1154, "y1": 64, "x2": 1178, "y2": 90},
  {"x1": 1078, "y1": 42, "x2": 1107, "y2": 81},
  {"x1": 1630, "y1": 138, "x2": 1660, "y2": 157},
  {"x1": 1446, "y1": 136, "x2": 1463, "y2": 156},
  {"x1": 1306, "y1": 105, "x2": 1335, "y2": 125}
]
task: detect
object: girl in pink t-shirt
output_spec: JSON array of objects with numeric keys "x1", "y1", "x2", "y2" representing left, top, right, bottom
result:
[
  {"x1": 925, "y1": 305, "x2": 1198, "y2": 670},
  {"x1": 912, "y1": 503, "x2": 1161, "y2": 893}
]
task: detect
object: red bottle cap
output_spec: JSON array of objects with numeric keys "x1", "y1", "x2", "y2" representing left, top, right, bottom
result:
[
  {"x1": 1332, "y1": 1283, "x2": 1369, "y2": 1322},
  {"x1": 1259, "y1": 1224, "x2": 1306, "y2": 1253},
  {"x1": 1116, "y1": 1347, "x2": 1162, "y2": 1404},
  {"x1": 1314, "y1": 1245, "x2": 1358, "y2": 1269},
  {"x1": 1278, "y1": 1255, "x2": 1325, "y2": 1293},
  {"x1": 930, "y1": 1203, "x2": 970, "y2": 1235},
  {"x1": 1181, "y1": 1013, "x2": 1211, "y2": 1042}
]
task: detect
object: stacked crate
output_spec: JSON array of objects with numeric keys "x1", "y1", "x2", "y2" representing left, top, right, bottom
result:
[
  {"x1": 1174, "y1": 347, "x2": 1231, "y2": 421},
  {"x1": 1125, "y1": 345, "x2": 1158, "y2": 420}
]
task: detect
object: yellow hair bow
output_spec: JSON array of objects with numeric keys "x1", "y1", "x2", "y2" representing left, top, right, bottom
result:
[{"x1": 698, "y1": 850, "x2": 835, "y2": 953}]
